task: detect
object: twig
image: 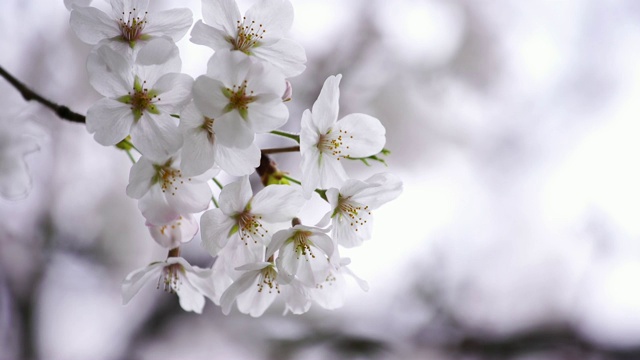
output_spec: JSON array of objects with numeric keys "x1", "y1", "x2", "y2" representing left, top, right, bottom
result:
[
  {"x1": 261, "y1": 146, "x2": 300, "y2": 155},
  {"x1": 0, "y1": 65, "x2": 86, "y2": 123}
]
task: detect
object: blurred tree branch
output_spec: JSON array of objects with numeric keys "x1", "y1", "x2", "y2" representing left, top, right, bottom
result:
[{"x1": 0, "y1": 65, "x2": 86, "y2": 123}]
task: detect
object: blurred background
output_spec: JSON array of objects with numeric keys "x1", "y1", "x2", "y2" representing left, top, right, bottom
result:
[{"x1": 2, "y1": 0, "x2": 640, "y2": 359}]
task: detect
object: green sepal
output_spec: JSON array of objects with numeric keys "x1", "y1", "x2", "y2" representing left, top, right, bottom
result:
[
  {"x1": 115, "y1": 136, "x2": 134, "y2": 151},
  {"x1": 228, "y1": 223, "x2": 239, "y2": 237},
  {"x1": 117, "y1": 95, "x2": 132, "y2": 104}
]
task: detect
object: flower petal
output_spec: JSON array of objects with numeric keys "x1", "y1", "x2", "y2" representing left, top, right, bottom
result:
[
  {"x1": 311, "y1": 75, "x2": 341, "y2": 134},
  {"x1": 125, "y1": 156, "x2": 156, "y2": 199},
  {"x1": 219, "y1": 176, "x2": 253, "y2": 215},
  {"x1": 202, "y1": 0, "x2": 241, "y2": 36},
  {"x1": 190, "y1": 20, "x2": 233, "y2": 51},
  {"x1": 121, "y1": 261, "x2": 165, "y2": 304},
  {"x1": 334, "y1": 113, "x2": 386, "y2": 158},
  {"x1": 130, "y1": 112, "x2": 182, "y2": 161},
  {"x1": 252, "y1": 38, "x2": 306, "y2": 78},
  {"x1": 201, "y1": 208, "x2": 236, "y2": 256},
  {"x1": 251, "y1": 184, "x2": 304, "y2": 222},
  {"x1": 144, "y1": 8, "x2": 193, "y2": 42},
  {"x1": 245, "y1": 0, "x2": 293, "y2": 44},
  {"x1": 215, "y1": 142, "x2": 260, "y2": 176},
  {"x1": 70, "y1": 7, "x2": 120, "y2": 45},
  {"x1": 212, "y1": 111, "x2": 255, "y2": 149},
  {"x1": 86, "y1": 98, "x2": 134, "y2": 146}
]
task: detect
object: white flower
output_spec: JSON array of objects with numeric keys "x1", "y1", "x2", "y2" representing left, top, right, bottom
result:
[
  {"x1": 86, "y1": 41, "x2": 192, "y2": 160},
  {"x1": 191, "y1": 0, "x2": 306, "y2": 77},
  {"x1": 147, "y1": 213, "x2": 199, "y2": 249},
  {"x1": 0, "y1": 113, "x2": 42, "y2": 200},
  {"x1": 70, "y1": 0, "x2": 192, "y2": 52},
  {"x1": 178, "y1": 102, "x2": 260, "y2": 177},
  {"x1": 308, "y1": 257, "x2": 368, "y2": 310},
  {"x1": 192, "y1": 50, "x2": 288, "y2": 150},
  {"x1": 64, "y1": 0, "x2": 92, "y2": 11},
  {"x1": 126, "y1": 154, "x2": 217, "y2": 225},
  {"x1": 324, "y1": 173, "x2": 402, "y2": 248},
  {"x1": 268, "y1": 224, "x2": 337, "y2": 287},
  {"x1": 200, "y1": 176, "x2": 304, "y2": 257},
  {"x1": 300, "y1": 75, "x2": 386, "y2": 197},
  {"x1": 122, "y1": 257, "x2": 216, "y2": 314}
]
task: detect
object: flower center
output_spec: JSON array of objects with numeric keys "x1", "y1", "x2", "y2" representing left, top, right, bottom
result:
[
  {"x1": 158, "y1": 263, "x2": 183, "y2": 294},
  {"x1": 236, "y1": 211, "x2": 267, "y2": 245},
  {"x1": 119, "y1": 78, "x2": 160, "y2": 121},
  {"x1": 201, "y1": 116, "x2": 215, "y2": 144},
  {"x1": 318, "y1": 129, "x2": 352, "y2": 159},
  {"x1": 118, "y1": 8, "x2": 148, "y2": 46},
  {"x1": 257, "y1": 266, "x2": 280, "y2": 294},
  {"x1": 231, "y1": 17, "x2": 265, "y2": 54},
  {"x1": 153, "y1": 161, "x2": 191, "y2": 196},
  {"x1": 223, "y1": 81, "x2": 255, "y2": 119},
  {"x1": 292, "y1": 231, "x2": 315, "y2": 259},
  {"x1": 336, "y1": 196, "x2": 370, "y2": 232}
]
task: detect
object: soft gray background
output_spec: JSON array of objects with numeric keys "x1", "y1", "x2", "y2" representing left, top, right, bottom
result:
[{"x1": 2, "y1": 0, "x2": 640, "y2": 359}]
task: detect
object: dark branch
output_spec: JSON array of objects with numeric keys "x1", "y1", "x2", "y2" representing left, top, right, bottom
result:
[
  {"x1": 261, "y1": 146, "x2": 300, "y2": 155},
  {"x1": 0, "y1": 65, "x2": 86, "y2": 123}
]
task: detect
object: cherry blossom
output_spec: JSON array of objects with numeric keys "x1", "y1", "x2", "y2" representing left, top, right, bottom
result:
[
  {"x1": 200, "y1": 176, "x2": 304, "y2": 257},
  {"x1": 147, "y1": 213, "x2": 199, "y2": 249},
  {"x1": 178, "y1": 102, "x2": 260, "y2": 177},
  {"x1": 324, "y1": 173, "x2": 402, "y2": 248},
  {"x1": 86, "y1": 41, "x2": 192, "y2": 160},
  {"x1": 122, "y1": 257, "x2": 216, "y2": 314},
  {"x1": 70, "y1": 0, "x2": 192, "y2": 52},
  {"x1": 300, "y1": 75, "x2": 387, "y2": 197},
  {"x1": 192, "y1": 50, "x2": 288, "y2": 150},
  {"x1": 126, "y1": 154, "x2": 217, "y2": 225},
  {"x1": 191, "y1": 0, "x2": 306, "y2": 77}
]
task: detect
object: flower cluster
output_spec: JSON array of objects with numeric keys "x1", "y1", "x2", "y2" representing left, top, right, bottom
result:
[{"x1": 67, "y1": 0, "x2": 402, "y2": 316}]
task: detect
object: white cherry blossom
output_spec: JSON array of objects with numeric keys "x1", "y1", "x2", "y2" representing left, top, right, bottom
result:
[
  {"x1": 268, "y1": 224, "x2": 337, "y2": 287},
  {"x1": 192, "y1": 50, "x2": 288, "y2": 150},
  {"x1": 308, "y1": 257, "x2": 368, "y2": 310},
  {"x1": 126, "y1": 154, "x2": 217, "y2": 225},
  {"x1": 86, "y1": 41, "x2": 192, "y2": 160},
  {"x1": 147, "y1": 213, "x2": 199, "y2": 249},
  {"x1": 70, "y1": 0, "x2": 192, "y2": 52},
  {"x1": 122, "y1": 257, "x2": 216, "y2": 314},
  {"x1": 300, "y1": 75, "x2": 387, "y2": 197},
  {"x1": 200, "y1": 176, "x2": 304, "y2": 257},
  {"x1": 191, "y1": 0, "x2": 306, "y2": 77},
  {"x1": 324, "y1": 173, "x2": 402, "y2": 248},
  {"x1": 178, "y1": 102, "x2": 260, "y2": 177}
]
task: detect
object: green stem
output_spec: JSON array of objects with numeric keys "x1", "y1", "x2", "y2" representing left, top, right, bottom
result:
[
  {"x1": 125, "y1": 149, "x2": 136, "y2": 164},
  {"x1": 270, "y1": 130, "x2": 300, "y2": 143},
  {"x1": 282, "y1": 174, "x2": 301, "y2": 185},
  {"x1": 211, "y1": 194, "x2": 219, "y2": 208},
  {"x1": 212, "y1": 177, "x2": 224, "y2": 190}
]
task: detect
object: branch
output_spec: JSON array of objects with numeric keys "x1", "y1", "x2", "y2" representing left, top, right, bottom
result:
[
  {"x1": 0, "y1": 65, "x2": 86, "y2": 123},
  {"x1": 261, "y1": 146, "x2": 300, "y2": 155}
]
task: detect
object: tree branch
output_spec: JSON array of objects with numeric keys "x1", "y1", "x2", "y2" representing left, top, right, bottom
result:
[
  {"x1": 0, "y1": 65, "x2": 86, "y2": 123},
  {"x1": 261, "y1": 146, "x2": 300, "y2": 155}
]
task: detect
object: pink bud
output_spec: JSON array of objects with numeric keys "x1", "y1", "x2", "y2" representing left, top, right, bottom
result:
[{"x1": 282, "y1": 80, "x2": 293, "y2": 102}]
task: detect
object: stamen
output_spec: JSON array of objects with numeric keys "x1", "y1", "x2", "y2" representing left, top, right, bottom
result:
[
  {"x1": 236, "y1": 211, "x2": 268, "y2": 245},
  {"x1": 231, "y1": 17, "x2": 266, "y2": 54},
  {"x1": 118, "y1": 10, "x2": 148, "y2": 44}
]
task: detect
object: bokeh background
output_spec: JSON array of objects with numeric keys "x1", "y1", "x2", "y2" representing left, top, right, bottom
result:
[{"x1": 2, "y1": 0, "x2": 640, "y2": 359}]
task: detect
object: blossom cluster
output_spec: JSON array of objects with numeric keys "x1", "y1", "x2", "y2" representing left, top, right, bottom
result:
[{"x1": 63, "y1": 0, "x2": 402, "y2": 316}]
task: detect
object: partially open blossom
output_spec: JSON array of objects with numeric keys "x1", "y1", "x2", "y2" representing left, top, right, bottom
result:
[
  {"x1": 86, "y1": 40, "x2": 192, "y2": 160},
  {"x1": 147, "y1": 213, "x2": 199, "y2": 248},
  {"x1": 126, "y1": 154, "x2": 217, "y2": 225},
  {"x1": 191, "y1": 0, "x2": 306, "y2": 77},
  {"x1": 193, "y1": 50, "x2": 288, "y2": 150},
  {"x1": 308, "y1": 257, "x2": 368, "y2": 310},
  {"x1": 70, "y1": 0, "x2": 192, "y2": 52},
  {"x1": 122, "y1": 257, "x2": 216, "y2": 314},
  {"x1": 300, "y1": 75, "x2": 386, "y2": 197},
  {"x1": 324, "y1": 173, "x2": 402, "y2": 248}
]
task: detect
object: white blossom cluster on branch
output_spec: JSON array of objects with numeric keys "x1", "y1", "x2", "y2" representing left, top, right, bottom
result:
[{"x1": 0, "y1": 0, "x2": 403, "y2": 317}]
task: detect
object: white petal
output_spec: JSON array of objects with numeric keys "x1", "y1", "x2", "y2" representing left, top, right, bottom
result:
[
  {"x1": 139, "y1": 186, "x2": 181, "y2": 224},
  {"x1": 220, "y1": 270, "x2": 259, "y2": 315},
  {"x1": 87, "y1": 46, "x2": 133, "y2": 97},
  {"x1": 311, "y1": 75, "x2": 342, "y2": 134},
  {"x1": 121, "y1": 261, "x2": 165, "y2": 304},
  {"x1": 252, "y1": 38, "x2": 306, "y2": 78},
  {"x1": 70, "y1": 7, "x2": 120, "y2": 45},
  {"x1": 190, "y1": 20, "x2": 233, "y2": 51},
  {"x1": 153, "y1": 73, "x2": 194, "y2": 113},
  {"x1": 86, "y1": 98, "x2": 134, "y2": 146},
  {"x1": 245, "y1": 0, "x2": 293, "y2": 43},
  {"x1": 125, "y1": 156, "x2": 156, "y2": 199},
  {"x1": 193, "y1": 75, "x2": 228, "y2": 117},
  {"x1": 144, "y1": 8, "x2": 193, "y2": 42},
  {"x1": 202, "y1": 0, "x2": 241, "y2": 36},
  {"x1": 212, "y1": 111, "x2": 255, "y2": 149},
  {"x1": 245, "y1": 101, "x2": 288, "y2": 133},
  {"x1": 201, "y1": 208, "x2": 236, "y2": 256},
  {"x1": 215, "y1": 142, "x2": 260, "y2": 176},
  {"x1": 206, "y1": 50, "x2": 251, "y2": 87},
  {"x1": 166, "y1": 181, "x2": 212, "y2": 215},
  {"x1": 147, "y1": 214, "x2": 198, "y2": 248},
  {"x1": 266, "y1": 228, "x2": 294, "y2": 259},
  {"x1": 350, "y1": 173, "x2": 403, "y2": 209},
  {"x1": 251, "y1": 184, "x2": 304, "y2": 222},
  {"x1": 130, "y1": 112, "x2": 182, "y2": 161},
  {"x1": 301, "y1": 147, "x2": 347, "y2": 195},
  {"x1": 219, "y1": 176, "x2": 252, "y2": 215},
  {"x1": 335, "y1": 114, "x2": 386, "y2": 158},
  {"x1": 180, "y1": 129, "x2": 216, "y2": 177}
]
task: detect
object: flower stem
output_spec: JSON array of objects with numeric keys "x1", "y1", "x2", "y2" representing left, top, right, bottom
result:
[
  {"x1": 167, "y1": 247, "x2": 180, "y2": 258},
  {"x1": 125, "y1": 149, "x2": 136, "y2": 164},
  {"x1": 261, "y1": 146, "x2": 300, "y2": 155},
  {"x1": 211, "y1": 194, "x2": 219, "y2": 208},
  {"x1": 212, "y1": 177, "x2": 224, "y2": 190},
  {"x1": 0, "y1": 65, "x2": 86, "y2": 123},
  {"x1": 270, "y1": 130, "x2": 300, "y2": 143},
  {"x1": 282, "y1": 174, "x2": 301, "y2": 185}
]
